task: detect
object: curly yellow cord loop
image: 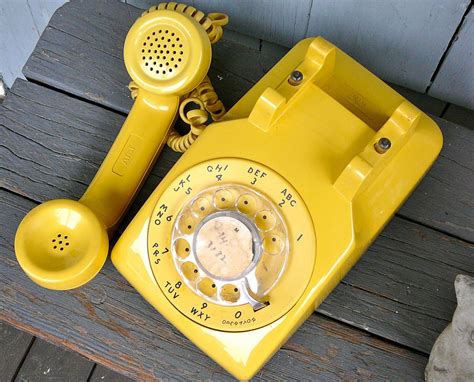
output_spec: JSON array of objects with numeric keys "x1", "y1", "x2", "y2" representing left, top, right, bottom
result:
[
  {"x1": 133, "y1": 3, "x2": 227, "y2": 153},
  {"x1": 188, "y1": 76, "x2": 226, "y2": 121},
  {"x1": 178, "y1": 97, "x2": 205, "y2": 124},
  {"x1": 144, "y1": 2, "x2": 228, "y2": 44}
]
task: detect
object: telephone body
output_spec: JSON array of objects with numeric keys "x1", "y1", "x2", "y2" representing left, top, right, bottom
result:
[{"x1": 112, "y1": 37, "x2": 443, "y2": 380}]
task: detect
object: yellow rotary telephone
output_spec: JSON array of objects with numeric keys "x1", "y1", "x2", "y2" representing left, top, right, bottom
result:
[{"x1": 15, "y1": 2, "x2": 443, "y2": 380}]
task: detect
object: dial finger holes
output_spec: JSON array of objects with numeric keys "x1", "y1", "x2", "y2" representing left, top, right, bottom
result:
[
  {"x1": 182, "y1": 261, "x2": 199, "y2": 281},
  {"x1": 236, "y1": 194, "x2": 257, "y2": 215},
  {"x1": 221, "y1": 284, "x2": 240, "y2": 302},
  {"x1": 178, "y1": 214, "x2": 197, "y2": 234},
  {"x1": 191, "y1": 197, "x2": 212, "y2": 217},
  {"x1": 198, "y1": 277, "x2": 217, "y2": 297},
  {"x1": 214, "y1": 189, "x2": 234, "y2": 209},
  {"x1": 263, "y1": 234, "x2": 284, "y2": 255},
  {"x1": 255, "y1": 210, "x2": 276, "y2": 231},
  {"x1": 167, "y1": 183, "x2": 290, "y2": 308},
  {"x1": 174, "y1": 238, "x2": 191, "y2": 259}
]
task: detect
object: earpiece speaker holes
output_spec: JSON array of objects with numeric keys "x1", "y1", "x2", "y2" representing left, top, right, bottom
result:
[{"x1": 141, "y1": 28, "x2": 185, "y2": 77}]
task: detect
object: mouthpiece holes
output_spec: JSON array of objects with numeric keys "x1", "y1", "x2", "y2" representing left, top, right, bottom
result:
[
  {"x1": 51, "y1": 233, "x2": 70, "y2": 253},
  {"x1": 141, "y1": 27, "x2": 185, "y2": 78}
]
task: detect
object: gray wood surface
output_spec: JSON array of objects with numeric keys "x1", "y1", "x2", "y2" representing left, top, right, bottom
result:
[
  {"x1": 397, "y1": 116, "x2": 474, "y2": 242},
  {"x1": 194, "y1": 0, "x2": 312, "y2": 47},
  {"x1": 0, "y1": 0, "x2": 66, "y2": 87},
  {"x1": 443, "y1": 104, "x2": 474, "y2": 129},
  {"x1": 306, "y1": 0, "x2": 470, "y2": 93},
  {"x1": 429, "y1": 6, "x2": 474, "y2": 110},
  {"x1": 0, "y1": 321, "x2": 34, "y2": 381},
  {"x1": 14, "y1": 338, "x2": 94, "y2": 382},
  {"x1": 0, "y1": 189, "x2": 428, "y2": 381},
  {"x1": 127, "y1": 0, "x2": 471, "y2": 99},
  {"x1": 23, "y1": 0, "x2": 139, "y2": 113},
  {"x1": 22, "y1": 0, "x2": 453, "y2": 117},
  {"x1": 389, "y1": 83, "x2": 446, "y2": 117},
  {"x1": 126, "y1": 0, "x2": 313, "y2": 48},
  {"x1": 1, "y1": 78, "x2": 472, "y2": 368},
  {"x1": 21, "y1": 0, "x2": 474, "y2": 241},
  {"x1": 89, "y1": 364, "x2": 134, "y2": 382}
]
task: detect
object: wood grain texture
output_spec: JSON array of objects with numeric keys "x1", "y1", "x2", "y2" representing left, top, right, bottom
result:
[
  {"x1": 0, "y1": 79, "x2": 472, "y2": 358},
  {"x1": 443, "y1": 104, "x2": 474, "y2": 129},
  {"x1": 397, "y1": 116, "x2": 474, "y2": 242},
  {"x1": 25, "y1": 0, "x2": 473, "y2": 108},
  {"x1": 89, "y1": 364, "x2": 135, "y2": 382},
  {"x1": 14, "y1": 338, "x2": 94, "y2": 382},
  {"x1": 306, "y1": 0, "x2": 470, "y2": 92},
  {"x1": 389, "y1": 83, "x2": 446, "y2": 117},
  {"x1": 23, "y1": 0, "x2": 139, "y2": 113},
  {"x1": 320, "y1": 216, "x2": 474, "y2": 353},
  {"x1": 0, "y1": 189, "x2": 428, "y2": 381},
  {"x1": 0, "y1": 0, "x2": 66, "y2": 87},
  {"x1": 126, "y1": 0, "x2": 313, "y2": 47},
  {"x1": 197, "y1": 0, "x2": 313, "y2": 47},
  {"x1": 21, "y1": 0, "x2": 451, "y2": 115},
  {"x1": 0, "y1": 321, "x2": 34, "y2": 381},
  {"x1": 429, "y1": 6, "x2": 474, "y2": 110},
  {"x1": 21, "y1": 0, "x2": 474, "y2": 240},
  {"x1": 3, "y1": 73, "x2": 473, "y2": 246}
]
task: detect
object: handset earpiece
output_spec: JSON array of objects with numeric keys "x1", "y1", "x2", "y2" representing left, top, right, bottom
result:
[
  {"x1": 14, "y1": 9, "x2": 211, "y2": 290},
  {"x1": 80, "y1": 10, "x2": 211, "y2": 229}
]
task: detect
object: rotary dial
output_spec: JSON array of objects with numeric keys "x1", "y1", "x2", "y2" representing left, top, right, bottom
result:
[
  {"x1": 147, "y1": 159, "x2": 315, "y2": 331},
  {"x1": 171, "y1": 185, "x2": 289, "y2": 310}
]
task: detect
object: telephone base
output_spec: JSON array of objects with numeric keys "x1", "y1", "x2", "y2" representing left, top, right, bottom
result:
[{"x1": 112, "y1": 37, "x2": 442, "y2": 380}]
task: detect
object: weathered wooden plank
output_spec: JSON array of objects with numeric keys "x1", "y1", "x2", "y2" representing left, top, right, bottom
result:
[
  {"x1": 0, "y1": 78, "x2": 179, "y2": 207},
  {"x1": 15, "y1": 338, "x2": 94, "y2": 382},
  {"x1": 443, "y1": 104, "x2": 474, "y2": 129},
  {"x1": 389, "y1": 83, "x2": 447, "y2": 117},
  {"x1": 0, "y1": 189, "x2": 428, "y2": 380},
  {"x1": 128, "y1": 0, "x2": 471, "y2": 107},
  {"x1": 2, "y1": 77, "x2": 472, "y2": 244},
  {"x1": 0, "y1": 321, "x2": 34, "y2": 381},
  {"x1": 306, "y1": 0, "x2": 470, "y2": 92},
  {"x1": 196, "y1": 0, "x2": 312, "y2": 47},
  {"x1": 429, "y1": 7, "x2": 474, "y2": 110},
  {"x1": 22, "y1": 0, "x2": 451, "y2": 117},
  {"x1": 320, "y1": 216, "x2": 474, "y2": 353},
  {"x1": 23, "y1": 1, "x2": 137, "y2": 114},
  {"x1": 0, "y1": 0, "x2": 65, "y2": 87},
  {"x1": 89, "y1": 364, "x2": 135, "y2": 382},
  {"x1": 1, "y1": 79, "x2": 473, "y2": 355},
  {"x1": 397, "y1": 116, "x2": 474, "y2": 242}
]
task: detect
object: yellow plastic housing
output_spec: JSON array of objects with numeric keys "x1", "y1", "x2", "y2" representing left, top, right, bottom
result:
[
  {"x1": 14, "y1": 8, "x2": 211, "y2": 290},
  {"x1": 147, "y1": 160, "x2": 315, "y2": 331},
  {"x1": 15, "y1": 199, "x2": 109, "y2": 290},
  {"x1": 124, "y1": 10, "x2": 211, "y2": 96},
  {"x1": 112, "y1": 37, "x2": 443, "y2": 380}
]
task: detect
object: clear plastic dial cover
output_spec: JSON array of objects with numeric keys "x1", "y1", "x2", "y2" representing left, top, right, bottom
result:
[{"x1": 171, "y1": 184, "x2": 289, "y2": 308}]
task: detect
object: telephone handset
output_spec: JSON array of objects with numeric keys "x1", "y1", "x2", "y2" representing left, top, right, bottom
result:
[
  {"x1": 112, "y1": 34, "x2": 443, "y2": 379},
  {"x1": 14, "y1": 4, "x2": 225, "y2": 290}
]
